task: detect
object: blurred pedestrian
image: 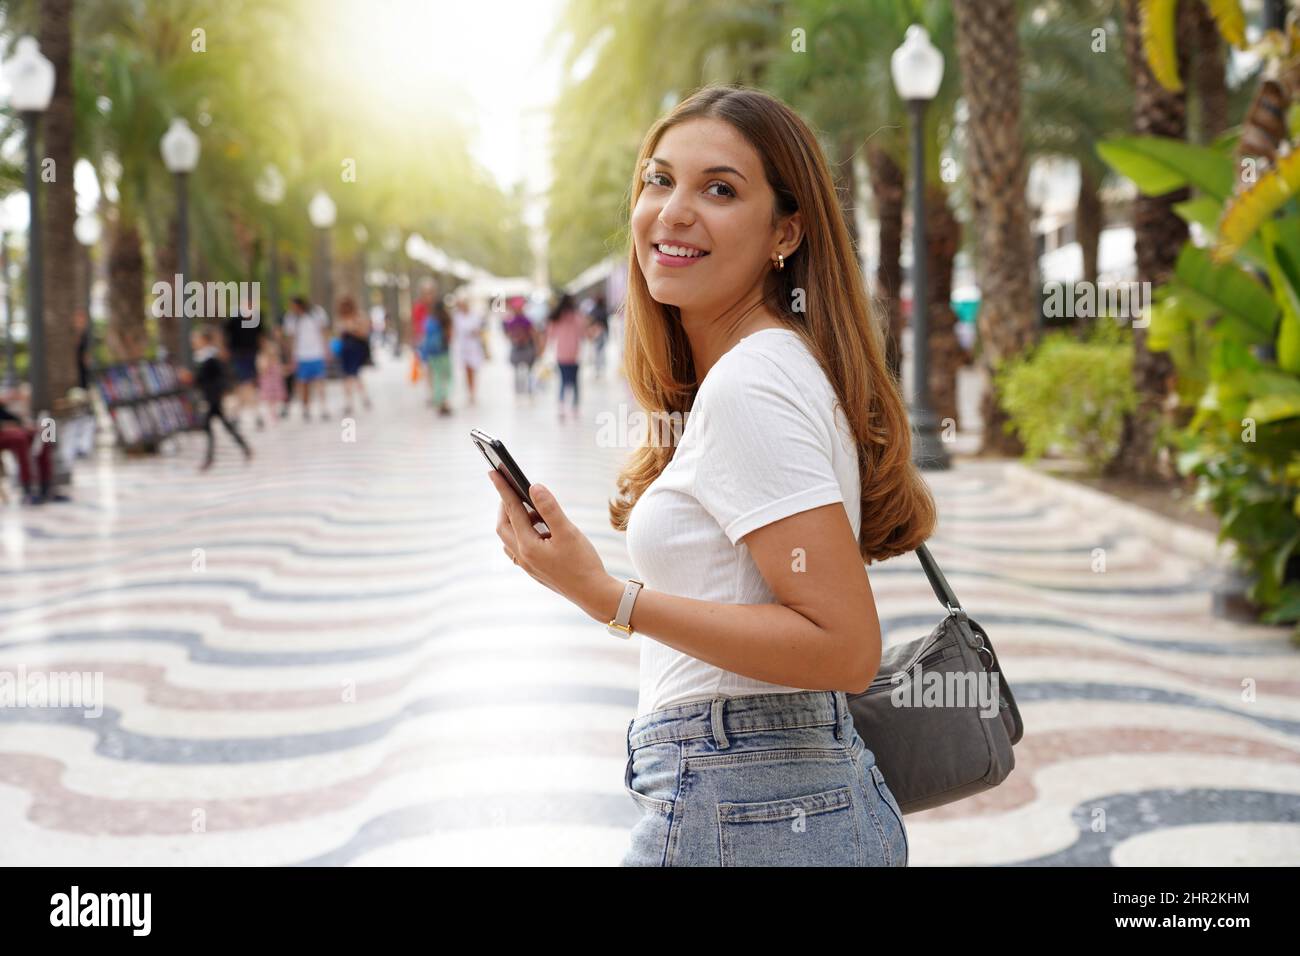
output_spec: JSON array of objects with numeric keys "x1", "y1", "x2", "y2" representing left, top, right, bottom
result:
[
  {"x1": 452, "y1": 293, "x2": 485, "y2": 406},
  {"x1": 589, "y1": 293, "x2": 610, "y2": 376},
  {"x1": 335, "y1": 295, "x2": 373, "y2": 415},
  {"x1": 504, "y1": 297, "x2": 539, "y2": 397},
  {"x1": 419, "y1": 288, "x2": 454, "y2": 417},
  {"x1": 224, "y1": 290, "x2": 265, "y2": 429},
  {"x1": 190, "y1": 325, "x2": 251, "y2": 471},
  {"x1": 0, "y1": 385, "x2": 63, "y2": 504},
  {"x1": 547, "y1": 292, "x2": 587, "y2": 421},
  {"x1": 256, "y1": 334, "x2": 286, "y2": 423},
  {"x1": 284, "y1": 295, "x2": 329, "y2": 421},
  {"x1": 73, "y1": 309, "x2": 91, "y2": 391}
]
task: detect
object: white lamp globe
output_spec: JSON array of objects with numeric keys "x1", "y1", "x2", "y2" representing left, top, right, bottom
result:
[
  {"x1": 160, "y1": 118, "x2": 201, "y2": 173},
  {"x1": 891, "y1": 25, "x2": 945, "y2": 102},
  {"x1": 308, "y1": 190, "x2": 337, "y2": 229},
  {"x1": 3, "y1": 37, "x2": 55, "y2": 112}
]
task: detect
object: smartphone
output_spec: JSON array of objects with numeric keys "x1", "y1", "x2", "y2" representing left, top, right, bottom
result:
[{"x1": 470, "y1": 428, "x2": 552, "y2": 538}]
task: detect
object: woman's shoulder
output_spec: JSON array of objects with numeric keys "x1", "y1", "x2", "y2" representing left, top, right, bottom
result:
[{"x1": 706, "y1": 330, "x2": 827, "y2": 396}]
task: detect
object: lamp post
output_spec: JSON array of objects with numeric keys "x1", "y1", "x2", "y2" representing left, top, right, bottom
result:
[
  {"x1": 891, "y1": 24, "x2": 949, "y2": 470},
  {"x1": 160, "y1": 117, "x2": 200, "y2": 366},
  {"x1": 256, "y1": 164, "x2": 285, "y2": 325},
  {"x1": 307, "y1": 190, "x2": 336, "y2": 314},
  {"x1": 3, "y1": 37, "x2": 55, "y2": 415},
  {"x1": 382, "y1": 229, "x2": 402, "y2": 351},
  {"x1": 354, "y1": 223, "x2": 369, "y2": 319}
]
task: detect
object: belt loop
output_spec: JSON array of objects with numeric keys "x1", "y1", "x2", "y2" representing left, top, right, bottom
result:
[
  {"x1": 831, "y1": 691, "x2": 844, "y2": 741},
  {"x1": 710, "y1": 698, "x2": 730, "y2": 749}
]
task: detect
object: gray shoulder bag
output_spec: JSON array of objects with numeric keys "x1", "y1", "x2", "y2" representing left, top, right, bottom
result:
[{"x1": 847, "y1": 543, "x2": 1024, "y2": 814}]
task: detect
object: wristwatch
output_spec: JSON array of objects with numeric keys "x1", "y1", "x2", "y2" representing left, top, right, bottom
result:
[{"x1": 607, "y1": 578, "x2": 644, "y2": 639}]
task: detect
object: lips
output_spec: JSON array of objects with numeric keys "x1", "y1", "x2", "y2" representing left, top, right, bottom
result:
[{"x1": 651, "y1": 241, "x2": 710, "y2": 268}]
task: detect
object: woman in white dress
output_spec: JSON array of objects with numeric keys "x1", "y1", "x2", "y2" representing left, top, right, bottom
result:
[{"x1": 452, "y1": 296, "x2": 485, "y2": 406}]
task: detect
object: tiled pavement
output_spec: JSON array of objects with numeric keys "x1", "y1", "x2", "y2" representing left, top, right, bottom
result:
[{"x1": 1, "y1": 335, "x2": 1298, "y2": 866}]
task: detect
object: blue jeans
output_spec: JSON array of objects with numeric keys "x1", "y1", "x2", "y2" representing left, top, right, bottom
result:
[
  {"x1": 557, "y1": 362, "x2": 579, "y2": 408},
  {"x1": 622, "y1": 690, "x2": 909, "y2": 866}
]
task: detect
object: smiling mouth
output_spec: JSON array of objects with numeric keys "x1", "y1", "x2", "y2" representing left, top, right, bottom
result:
[{"x1": 653, "y1": 243, "x2": 710, "y2": 259}]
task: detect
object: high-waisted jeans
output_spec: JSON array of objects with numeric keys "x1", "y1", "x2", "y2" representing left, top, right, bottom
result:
[{"x1": 621, "y1": 689, "x2": 909, "y2": 866}]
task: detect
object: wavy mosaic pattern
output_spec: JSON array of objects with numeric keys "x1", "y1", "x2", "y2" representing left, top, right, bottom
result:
[{"x1": 1, "y1": 356, "x2": 1297, "y2": 866}]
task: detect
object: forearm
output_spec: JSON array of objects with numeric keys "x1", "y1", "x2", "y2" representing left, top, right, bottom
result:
[{"x1": 581, "y1": 575, "x2": 868, "y2": 691}]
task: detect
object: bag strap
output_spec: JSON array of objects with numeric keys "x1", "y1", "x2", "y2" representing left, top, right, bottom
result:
[{"x1": 916, "y1": 543, "x2": 962, "y2": 613}]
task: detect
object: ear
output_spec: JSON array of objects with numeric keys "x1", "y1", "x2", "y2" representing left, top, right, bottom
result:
[{"x1": 777, "y1": 210, "x2": 804, "y2": 260}]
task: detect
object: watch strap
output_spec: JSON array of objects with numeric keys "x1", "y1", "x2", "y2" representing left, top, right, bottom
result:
[{"x1": 607, "y1": 578, "x2": 644, "y2": 638}]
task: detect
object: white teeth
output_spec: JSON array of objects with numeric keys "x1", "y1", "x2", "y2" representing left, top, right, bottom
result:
[{"x1": 657, "y1": 243, "x2": 705, "y2": 258}]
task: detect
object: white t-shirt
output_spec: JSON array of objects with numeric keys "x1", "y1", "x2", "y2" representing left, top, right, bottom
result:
[
  {"x1": 285, "y1": 307, "x2": 328, "y2": 361},
  {"x1": 624, "y1": 327, "x2": 862, "y2": 717}
]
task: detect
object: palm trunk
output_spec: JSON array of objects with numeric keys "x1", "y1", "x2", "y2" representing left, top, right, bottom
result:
[
  {"x1": 1109, "y1": 0, "x2": 1191, "y2": 479},
  {"x1": 107, "y1": 213, "x2": 147, "y2": 361},
  {"x1": 952, "y1": 0, "x2": 1039, "y2": 456},
  {"x1": 39, "y1": 0, "x2": 78, "y2": 406},
  {"x1": 1076, "y1": 163, "x2": 1104, "y2": 327},
  {"x1": 925, "y1": 184, "x2": 962, "y2": 429},
  {"x1": 867, "y1": 145, "x2": 905, "y2": 383},
  {"x1": 1191, "y1": 0, "x2": 1229, "y2": 143}
]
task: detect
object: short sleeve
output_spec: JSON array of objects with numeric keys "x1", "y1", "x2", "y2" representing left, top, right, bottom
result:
[{"x1": 690, "y1": 350, "x2": 845, "y2": 545}]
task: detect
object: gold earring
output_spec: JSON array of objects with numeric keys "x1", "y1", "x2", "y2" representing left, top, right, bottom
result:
[{"x1": 773, "y1": 253, "x2": 785, "y2": 271}]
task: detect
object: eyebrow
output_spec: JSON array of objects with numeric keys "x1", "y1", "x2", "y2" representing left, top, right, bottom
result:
[{"x1": 650, "y1": 157, "x2": 749, "y2": 183}]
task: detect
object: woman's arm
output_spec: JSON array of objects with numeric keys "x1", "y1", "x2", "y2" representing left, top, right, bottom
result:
[{"x1": 588, "y1": 501, "x2": 882, "y2": 693}]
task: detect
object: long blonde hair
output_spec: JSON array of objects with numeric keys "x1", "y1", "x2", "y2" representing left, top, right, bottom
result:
[{"x1": 608, "y1": 85, "x2": 935, "y2": 563}]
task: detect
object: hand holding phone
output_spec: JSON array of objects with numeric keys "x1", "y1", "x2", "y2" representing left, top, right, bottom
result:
[{"x1": 470, "y1": 428, "x2": 552, "y2": 538}]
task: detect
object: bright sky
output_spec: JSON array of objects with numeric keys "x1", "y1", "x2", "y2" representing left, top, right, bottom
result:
[{"x1": 329, "y1": 0, "x2": 565, "y2": 194}]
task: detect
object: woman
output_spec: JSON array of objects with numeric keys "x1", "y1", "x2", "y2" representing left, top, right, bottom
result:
[
  {"x1": 419, "y1": 289, "x2": 455, "y2": 417},
  {"x1": 451, "y1": 294, "x2": 485, "y2": 407},
  {"x1": 546, "y1": 293, "x2": 587, "y2": 421},
  {"x1": 504, "y1": 298, "x2": 540, "y2": 398},
  {"x1": 487, "y1": 85, "x2": 935, "y2": 867},
  {"x1": 335, "y1": 295, "x2": 373, "y2": 415}
]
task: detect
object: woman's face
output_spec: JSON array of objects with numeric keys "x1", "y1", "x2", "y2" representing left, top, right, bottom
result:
[{"x1": 632, "y1": 116, "x2": 792, "y2": 315}]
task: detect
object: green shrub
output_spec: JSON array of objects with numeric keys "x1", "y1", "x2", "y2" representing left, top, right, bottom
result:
[{"x1": 995, "y1": 320, "x2": 1137, "y2": 473}]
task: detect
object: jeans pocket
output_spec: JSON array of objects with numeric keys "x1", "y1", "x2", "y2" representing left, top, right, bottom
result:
[
  {"x1": 869, "y1": 764, "x2": 909, "y2": 867},
  {"x1": 623, "y1": 747, "x2": 673, "y2": 816},
  {"x1": 717, "y1": 786, "x2": 858, "y2": 866}
]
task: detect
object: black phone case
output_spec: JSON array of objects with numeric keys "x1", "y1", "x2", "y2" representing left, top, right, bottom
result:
[{"x1": 471, "y1": 429, "x2": 552, "y2": 537}]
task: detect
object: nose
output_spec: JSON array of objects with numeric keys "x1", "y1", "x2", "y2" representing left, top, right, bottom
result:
[{"x1": 656, "y1": 188, "x2": 696, "y2": 230}]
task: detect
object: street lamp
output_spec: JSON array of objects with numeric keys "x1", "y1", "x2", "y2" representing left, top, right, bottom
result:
[
  {"x1": 891, "y1": 24, "x2": 949, "y2": 470},
  {"x1": 160, "y1": 117, "x2": 200, "y2": 366},
  {"x1": 307, "y1": 189, "x2": 336, "y2": 313},
  {"x1": 256, "y1": 164, "x2": 285, "y2": 324},
  {"x1": 3, "y1": 36, "x2": 55, "y2": 414},
  {"x1": 74, "y1": 212, "x2": 101, "y2": 320},
  {"x1": 382, "y1": 229, "x2": 402, "y2": 349}
]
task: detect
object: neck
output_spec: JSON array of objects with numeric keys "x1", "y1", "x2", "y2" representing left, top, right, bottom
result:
[{"x1": 679, "y1": 283, "x2": 784, "y2": 381}]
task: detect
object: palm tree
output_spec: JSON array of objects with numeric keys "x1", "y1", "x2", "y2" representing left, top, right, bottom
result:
[
  {"x1": 36, "y1": 0, "x2": 78, "y2": 405},
  {"x1": 952, "y1": 0, "x2": 1039, "y2": 456},
  {"x1": 1108, "y1": 0, "x2": 1192, "y2": 478},
  {"x1": 763, "y1": 0, "x2": 966, "y2": 419},
  {"x1": 1021, "y1": 0, "x2": 1132, "y2": 292}
]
